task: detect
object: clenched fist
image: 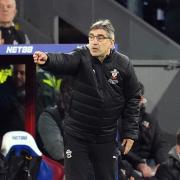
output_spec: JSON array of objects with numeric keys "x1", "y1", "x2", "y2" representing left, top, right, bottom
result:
[{"x1": 33, "y1": 51, "x2": 48, "y2": 65}]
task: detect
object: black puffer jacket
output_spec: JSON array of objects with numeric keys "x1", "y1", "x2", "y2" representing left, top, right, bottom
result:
[{"x1": 41, "y1": 46, "x2": 141, "y2": 143}]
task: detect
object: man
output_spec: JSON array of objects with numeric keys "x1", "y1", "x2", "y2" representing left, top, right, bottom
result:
[
  {"x1": 0, "y1": 0, "x2": 29, "y2": 44},
  {"x1": 155, "y1": 129, "x2": 180, "y2": 180},
  {"x1": 0, "y1": 64, "x2": 58, "y2": 137},
  {"x1": 0, "y1": 64, "x2": 26, "y2": 137},
  {"x1": 37, "y1": 76, "x2": 73, "y2": 162},
  {"x1": 120, "y1": 82, "x2": 170, "y2": 178},
  {"x1": 0, "y1": 0, "x2": 30, "y2": 84},
  {"x1": 33, "y1": 19, "x2": 141, "y2": 180}
]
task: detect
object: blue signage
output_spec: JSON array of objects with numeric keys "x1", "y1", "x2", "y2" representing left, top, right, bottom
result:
[
  {"x1": 0, "y1": 44, "x2": 86, "y2": 55},
  {"x1": 0, "y1": 44, "x2": 118, "y2": 55}
]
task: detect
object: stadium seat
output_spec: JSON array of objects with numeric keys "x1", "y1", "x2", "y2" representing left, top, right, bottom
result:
[{"x1": 1, "y1": 131, "x2": 64, "y2": 180}]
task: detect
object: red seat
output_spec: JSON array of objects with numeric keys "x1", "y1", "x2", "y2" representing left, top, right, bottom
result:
[{"x1": 42, "y1": 155, "x2": 64, "y2": 180}]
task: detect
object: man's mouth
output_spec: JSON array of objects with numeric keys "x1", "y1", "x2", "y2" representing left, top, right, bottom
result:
[{"x1": 92, "y1": 47, "x2": 99, "y2": 52}]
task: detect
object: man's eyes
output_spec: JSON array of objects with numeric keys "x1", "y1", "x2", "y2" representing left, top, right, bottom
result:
[
  {"x1": 97, "y1": 35, "x2": 106, "y2": 39},
  {"x1": 89, "y1": 35, "x2": 106, "y2": 39}
]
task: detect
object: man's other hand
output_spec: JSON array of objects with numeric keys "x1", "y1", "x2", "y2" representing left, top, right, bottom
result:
[{"x1": 121, "y1": 138, "x2": 134, "y2": 155}]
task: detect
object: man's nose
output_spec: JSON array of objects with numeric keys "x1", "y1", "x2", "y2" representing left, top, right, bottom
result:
[
  {"x1": 0, "y1": 6, "x2": 7, "y2": 11},
  {"x1": 16, "y1": 72, "x2": 21, "y2": 79},
  {"x1": 92, "y1": 38, "x2": 99, "y2": 44}
]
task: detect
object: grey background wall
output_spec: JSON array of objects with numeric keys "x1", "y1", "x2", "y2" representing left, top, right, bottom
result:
[
  {"x1": 17, "y1": 0, "x2": 180, "y2": 59},
  {"x1": 133, "y1": 61, "x2": 180, "y2": 136}
]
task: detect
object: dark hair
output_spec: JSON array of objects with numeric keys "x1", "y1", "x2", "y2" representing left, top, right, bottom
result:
[
  {"x1": 177, "y1": 129, "x2": 180, "y2": 145},
  {"x1": 89, "y1": 19, "x2": 115, "y2": 40}
]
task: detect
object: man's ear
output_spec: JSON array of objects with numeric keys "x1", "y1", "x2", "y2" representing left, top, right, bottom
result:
[{"x1": 110, "y1": 39, "x2": 115, "y2": 49}]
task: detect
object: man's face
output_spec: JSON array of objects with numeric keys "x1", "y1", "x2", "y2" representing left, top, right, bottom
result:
[
  {"x1": 88, "y1": 29, "x2": 114, "y2": 61},
  {"x1": 13, "y1": 64, "x2": 26, "y2": 89},
  {"x1": 0, "y1": 0, "x2": 16, "y2": 25}
]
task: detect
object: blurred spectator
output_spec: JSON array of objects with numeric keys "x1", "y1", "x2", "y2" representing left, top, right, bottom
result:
[
  {"x1": 38, "y1": 105, "x2": 64, "y2": 162},
  {"x1": 0, "y1": 0, "x2": 30, "y2": 84},
  {"x1": 155, "y1": 129, "x2": 180, "y2": 180},
  {"x1": 37, "y1": 76, "x2": 73, "y2": 162},
  {"x1": 119, "y1": 82, "x2": 170, "y2": 179},
  {"x1": 0, "y1": 64, "x2": 59, "y2": 137},
  {"x1": 0, "y1": 0, "x2": 29, "y2": 44},
  {"x1": 0, "y1": 64, "x2": 26, "y2": 137}
]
